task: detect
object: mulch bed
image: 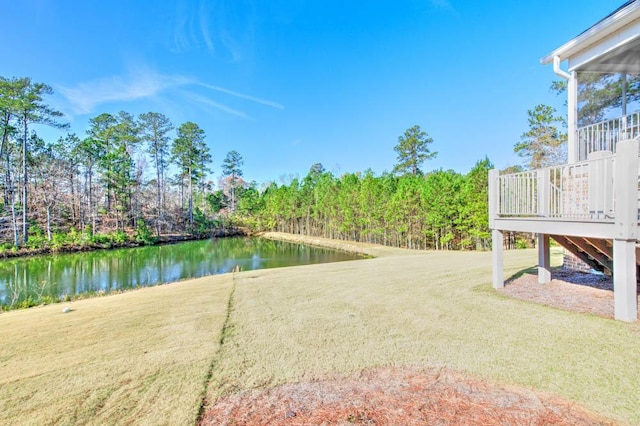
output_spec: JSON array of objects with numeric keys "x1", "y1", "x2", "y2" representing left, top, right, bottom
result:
[
  {"x1": 200, "y1": 367, "x2": 613, "y2": 425},
  {"x1": 502, "y1": 267, "x2": 639, "y2": 320}
]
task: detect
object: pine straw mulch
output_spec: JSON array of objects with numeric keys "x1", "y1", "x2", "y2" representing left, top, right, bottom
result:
[
  {"x1": 200, "y1": 366, "x2": 614, "y2": 425},
  {"x1": 501, "y1": 267, "x2": 639, "y2": 320}
]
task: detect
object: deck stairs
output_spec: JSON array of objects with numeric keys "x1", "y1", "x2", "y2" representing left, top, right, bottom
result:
[{"x1": 550, "y1": 235, "x2": 640, "y2": 279}]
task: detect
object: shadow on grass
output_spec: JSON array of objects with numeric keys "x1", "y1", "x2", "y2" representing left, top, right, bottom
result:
[
  {"x1": 471, "y1": 266, "x2": 538, "y2": 295},
  {"x1": 473, "y1": 265, "x2": 615, "y2": 296},
  {"x1": 504, "y1": 266, "x2": 615, "y2": 292},
  {"x1": 505, "y1": 266, "x2": 538, "y2": 285}
]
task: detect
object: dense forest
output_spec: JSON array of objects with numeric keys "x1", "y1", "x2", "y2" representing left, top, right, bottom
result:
[
  {"x1": 0, "y1": 76, "x2": 229, "y2": 252},
  {"x1": 235, "y1": 161, "x2": 491, "y2": 251},
  {"x1": 234, "y1": 126, "x2": 493, "y2": 250}
]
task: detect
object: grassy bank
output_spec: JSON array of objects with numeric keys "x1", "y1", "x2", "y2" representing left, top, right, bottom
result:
[
  {"x1": 0, "y1": 274, "x2": 233, "y2": 425},
  {"x1": 1, "y1": 234, "x2": 639, "y2": 424}
]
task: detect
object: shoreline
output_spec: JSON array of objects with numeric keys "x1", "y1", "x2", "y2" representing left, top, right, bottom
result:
[
  {"x1": 0, "y1": 227, "x2": 246, "y2": 260},
  {"x1": 257, "y1": 231, "x2": 417, "y2": 258},
  {"x1": 0, "y1": 231, "x2": 374, "y2": 312}
]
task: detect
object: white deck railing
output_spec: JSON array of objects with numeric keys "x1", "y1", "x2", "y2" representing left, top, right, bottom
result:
[
  {"x1": 577, "y1": 112, "x2": 640, "y2": 160},
  {"x1": 496, "y1": 155, "x2": 616, "y2": 221}
]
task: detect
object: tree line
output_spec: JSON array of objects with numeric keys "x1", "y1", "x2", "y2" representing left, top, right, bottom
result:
[
  {"x1": 232, "y1": 126, "x2": 492, "y2": 250},
  {"x1": 4, "y1": 71, "x2": 621, "y2": 253},
  {"x1": 5, "y1": 75, "x2": 490, "y2": 254},
  {"x1": 0, "y1": 76, "x2": 252, "y2": 250},
  {"x1": 235, "y1": 160, "x2": 491, "y2": 250}
]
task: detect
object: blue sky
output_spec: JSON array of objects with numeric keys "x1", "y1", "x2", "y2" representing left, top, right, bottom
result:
[{"x1": 1, "y1": 0, "x2": 624, "y2": 184}]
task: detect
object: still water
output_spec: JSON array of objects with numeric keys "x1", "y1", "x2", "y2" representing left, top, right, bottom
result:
[{"x1": 0, "y1": 237, "x2": 361, "y2": 308}]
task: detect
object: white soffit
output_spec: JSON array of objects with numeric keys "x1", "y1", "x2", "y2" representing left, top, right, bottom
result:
[
  {"x1": 569, "y1": 30, "x2": 640, "y2": 72},
  {"x1": 541, "y1": 1, "x2": 640, "y2": 67}
]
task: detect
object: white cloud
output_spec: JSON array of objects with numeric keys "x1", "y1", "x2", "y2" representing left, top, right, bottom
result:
[
  {"x1": 199, "y1": 1, "x2": 215, "y2": 53},
  {"x1": 197, "y1": 83, "x2": 284, "y2": 110},
  {"x1": 169, "y1": 0, "x2": 250, "y2": 61},
  {"x1": 170, "y1": 0, "x2": 218, "y2": 55},
  {"x1": 56, "y1": 66, "x2": 284, "y2": 118},
  {"x1": 57, "y1": 69, "x2": 190, "y2": 114},
  {"x1": 171, "y1": 0, "x2": 198, "y2": 53},
  {"x1": 179, "y1": 90, "x2": 248, "y2": 118}
]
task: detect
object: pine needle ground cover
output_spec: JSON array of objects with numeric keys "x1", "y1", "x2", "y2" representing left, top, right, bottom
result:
[{"x1": 1, "y1": 234, "x2": 639, "y2": 424}]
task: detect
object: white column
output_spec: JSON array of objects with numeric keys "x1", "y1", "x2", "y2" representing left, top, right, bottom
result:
[
  {"x1": 567, "y1": 71, "x2": 578, "y2": 163},
  {"x1": 622, "y1": 73, "x2": 627, "y2": 117},
  {"x1": 488, "y1": 169, "x2": 499, "y2": 229},
  {"x1": 612, "y1": 139, "x2": 639, "y2": 322},
  {"x1": 492, "y1": 229, "x2": 504, "y2": 289},
  {"x1": 538, "y1": 234, "x2": 551, "y2": 284},
  {"x1": 613, "y1": 240, "x2": 637, "y2": 322}
]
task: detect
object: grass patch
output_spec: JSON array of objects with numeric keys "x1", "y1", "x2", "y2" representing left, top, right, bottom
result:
[
  {"x1": 206, "y1": 239, "x2": 640, "y2": 424},
  {"x1": 0, "y1": 274, "x2": 233, "y2": 425},
  {"x1": 2, "y1": 236, "x2": 638, "y2": 424}
]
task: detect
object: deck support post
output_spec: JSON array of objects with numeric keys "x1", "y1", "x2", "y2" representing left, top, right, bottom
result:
[
  {"x1": 612, "y1": 139, "x2": 638, "y2": 322},
  {"x1": 537, "y1": 234, "x2": 551, "y2": 284},
  {"x1": 492, "y1": 229, "x2": 504, "y2": 289},
  {"x1": 613, "y1": 239, "x2": 637, "y2": 321},
  {"x1": 489, "y1": 169, "x2": 504, "y2": 289}
]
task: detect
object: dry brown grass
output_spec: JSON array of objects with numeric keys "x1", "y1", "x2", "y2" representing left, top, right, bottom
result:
[
  {"x1": 2, "y1": 234, "x2": 639, "y2": 425},
  {"x1": 0, "y1": 274, "x2": 233, "y2": 425},
  {"x1": 206, "y1": 235, "x2": 640, "y2": 425}
]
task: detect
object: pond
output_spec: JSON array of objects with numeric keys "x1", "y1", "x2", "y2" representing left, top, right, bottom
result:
[{"x1": 0, "y1": 237, "x2": 362, "y2": 309}]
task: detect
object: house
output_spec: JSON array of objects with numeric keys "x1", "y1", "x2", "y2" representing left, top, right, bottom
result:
[{"x1": 489, "y1": 1, "x2": 640, "y2": 322}]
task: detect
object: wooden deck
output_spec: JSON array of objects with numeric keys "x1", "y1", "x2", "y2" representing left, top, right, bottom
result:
[{"x1": 489, "y1": 138, "x2": 640, "y2": 321}]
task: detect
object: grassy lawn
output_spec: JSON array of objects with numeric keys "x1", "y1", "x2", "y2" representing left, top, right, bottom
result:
[
  {"x1": 0, "y1": 274, "x2": 233, "y2": 425},
  {"x1": 208, "y1": 236, "x2": 640, "y2": 425},
  {"x1": 1, "y1": 234, "x2": 639, "y2": 424}
]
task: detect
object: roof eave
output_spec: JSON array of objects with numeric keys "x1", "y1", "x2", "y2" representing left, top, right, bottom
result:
[{"x1": 540, "y1": 1, "x2": 640, "y2": 65}]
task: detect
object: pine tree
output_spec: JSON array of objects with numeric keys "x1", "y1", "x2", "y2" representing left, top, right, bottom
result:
[
  {"x1": 514, "y1": 104, "x2": 566, "y2": 169},
  {"x1": 221, "y1": 150, "x2": 244, "y2": 212},
  {"x1": 393, "y1": 125, "x2": 437, "y2": 176},
  {"x1": 139, "y1": 112, "x2": 173, "y2": 236},
  {"x1": 13, "y1": 78, "x2": 67, "y2": 243},
  {"x1": 171, "y1": 122, "x2": 210, "y2": 228}
]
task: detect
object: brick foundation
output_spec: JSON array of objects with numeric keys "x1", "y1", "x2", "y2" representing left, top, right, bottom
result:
[{"x1": 562, "y1": 250, "x2": 592, "y2": 272}]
